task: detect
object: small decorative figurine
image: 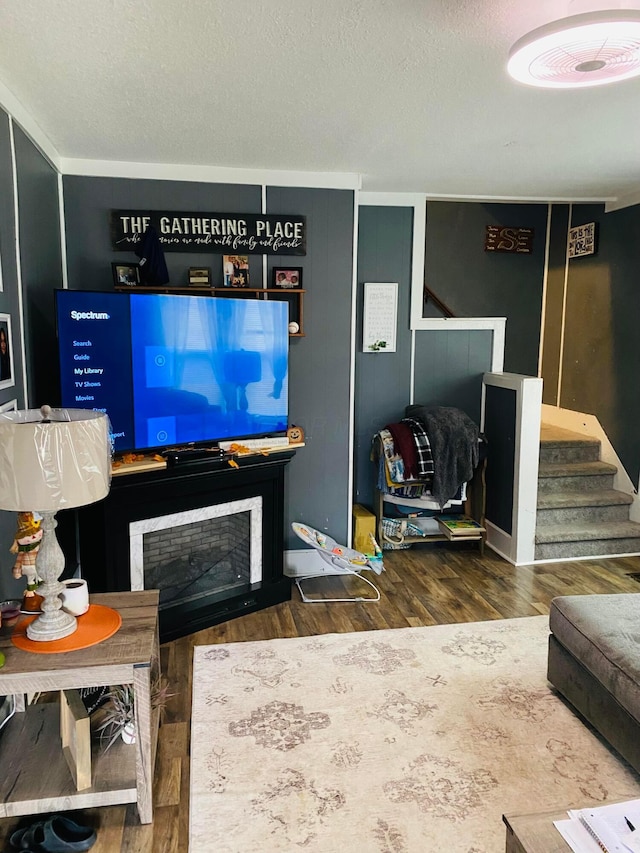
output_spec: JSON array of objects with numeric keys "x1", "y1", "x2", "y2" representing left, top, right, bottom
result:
[{"x1": 10, "y1": 512, "x2": 44, "y2": 612}]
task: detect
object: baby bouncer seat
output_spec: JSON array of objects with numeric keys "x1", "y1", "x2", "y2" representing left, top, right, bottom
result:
[{"x1": 291, "y1": 522, "x2": 384, "y2": 603}]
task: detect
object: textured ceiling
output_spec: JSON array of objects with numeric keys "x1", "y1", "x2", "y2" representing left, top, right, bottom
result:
[{"x1": 1, "y1": 0, "x2": 640, "y2": 200}]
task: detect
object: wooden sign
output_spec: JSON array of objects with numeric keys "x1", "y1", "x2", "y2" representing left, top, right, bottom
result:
[
  {"x1": 568, "y1": 222, "x2": 597, "y2": 258},
  {"x1": 485, "y1": 225, "x2": 534, "y2": 254},
  {"x1": 111, "y1": 210, "x2": 306, "y2": 255}
]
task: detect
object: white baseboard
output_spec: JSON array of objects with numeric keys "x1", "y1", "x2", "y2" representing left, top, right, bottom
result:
[{"x1": 284, "y1": 548, "x2": 346, "y2": 578}]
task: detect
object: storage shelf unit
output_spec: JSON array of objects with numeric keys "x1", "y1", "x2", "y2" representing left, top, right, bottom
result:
[
  {"x1": 373, "y1": 458, "x2": 487, "y2": 552},
  {"x1": 115, "y1": 285, "x2": 306, "y2": 336}
]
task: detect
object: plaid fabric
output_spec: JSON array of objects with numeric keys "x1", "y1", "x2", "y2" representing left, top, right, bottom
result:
[{"x1": 402, "y1": 418, "x2": 434, "y2": 479}]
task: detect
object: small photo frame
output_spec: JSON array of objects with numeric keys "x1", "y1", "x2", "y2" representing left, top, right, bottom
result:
[
  {"x1": 223, "y1": 255, "x2": 250, "y2": 288},
  {"x1": 189, "y1": 267, "x2": 211, "y2": 286},
  {"x1": 0, "y1": 313, "x2": 14, "y2": 390},
  {"x1": 112, "y1": 262, "x2": 140, "y2": 287},
  {"x1": 0, "y1": 398, "x2": 17, "y2": 413},
  {"x1": 272, "y1": 267, "x2": 303, "y2": 289}
]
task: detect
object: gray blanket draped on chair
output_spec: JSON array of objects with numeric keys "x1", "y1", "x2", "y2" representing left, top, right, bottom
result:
[{"x1": 405, "y1": 405, "x2": 479, "y2": 507}]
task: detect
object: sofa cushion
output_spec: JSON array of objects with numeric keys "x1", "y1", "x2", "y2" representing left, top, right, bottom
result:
[{"x1": 549, "y1": 593, "x2": 640, "y2": 722}]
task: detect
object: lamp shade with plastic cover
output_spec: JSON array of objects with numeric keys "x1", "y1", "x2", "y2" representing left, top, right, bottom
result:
[{"x1": 0, "y1": 407, "x2": 111, "y2": 512}]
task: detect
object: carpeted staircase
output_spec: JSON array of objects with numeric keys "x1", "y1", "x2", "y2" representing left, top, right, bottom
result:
[{"x1": 536, "y1": 424, "x2": 640, "y2": 560}]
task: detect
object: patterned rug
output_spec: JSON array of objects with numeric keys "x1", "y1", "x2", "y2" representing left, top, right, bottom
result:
[{"x1": 189, "y1": 616, "x2": 640, "y2": 852}]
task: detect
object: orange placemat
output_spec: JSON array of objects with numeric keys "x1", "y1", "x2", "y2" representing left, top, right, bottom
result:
[{"x1": 11, "y1": 604, "x2": 122, "y2": 653}]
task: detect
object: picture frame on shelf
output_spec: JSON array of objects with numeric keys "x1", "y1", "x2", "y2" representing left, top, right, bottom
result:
[
  {"x1": 272, "y1": 267, "x2": 302, "y2": 289},
  {"x1": 223, "y1": 255, "x2": 250, "y2": 288},
  {"x1": 112, "y1": 262, "x2": 140, "y2": 287},
  {"x1": 0, "y1": 313, "x2": 14, "y2": 390},
  {"x1": 189, "y1": 267, "x2": 211, "y2": 286},
  {"x1": 0, "y1": 398, "x2": 17, "y2": 413}
]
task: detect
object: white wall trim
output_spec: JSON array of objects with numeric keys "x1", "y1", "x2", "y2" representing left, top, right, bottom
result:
[
  {"x1": 0, "y1": 81, "x2": 60, "y2": 171},
  {"x1": 420, "y1": 193, "x2": 614, "y2": 204},
  {"x1": 59, "y1": 157, "x2": 362, "y2": 189},
  {"x1": 346, "y1": 193, "x2": 360, "y2": 547},
  {"x1": 409, "y1": 328, "x2": 416, "y2": 405},
  {"x1": 359, "y1": 192, "x2": 427, "y2": 207},
  {"x1": 513, "y1": 376, "x2": 543, "y2": 565},
  {"x1": 556, "y1": 203, "x2": 572, "y2": 407},
  {"x1": 411, "y1": 317, "x2": 506, "y2": 372},
  {"x1": 57, "y1": 172, "x2": 68, "y2": 289},
  {"x1": 483, "y1": 372, "x2": 543, "y2": 566}
]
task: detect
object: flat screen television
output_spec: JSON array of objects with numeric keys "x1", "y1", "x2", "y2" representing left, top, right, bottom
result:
[{"x1": 55, "y1": 289, "x2": 289, "y2": 454}]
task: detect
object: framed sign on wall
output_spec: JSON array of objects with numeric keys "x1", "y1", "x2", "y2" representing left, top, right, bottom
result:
[
  {"x1": 362, "y1": 282, "x2": 398, "y2": 353},
  {"x1": 568, "y1": 222, "x2": 597, "y2": 258}
]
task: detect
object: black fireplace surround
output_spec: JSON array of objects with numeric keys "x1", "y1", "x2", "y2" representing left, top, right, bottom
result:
[{"x1": 74, "y1": 453, "x2": 294, "y2": 642}]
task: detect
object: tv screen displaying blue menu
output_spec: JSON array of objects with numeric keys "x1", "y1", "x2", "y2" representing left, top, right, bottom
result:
[{"x1": 56, "y1": 290, "x2": 289, "y2": 453}]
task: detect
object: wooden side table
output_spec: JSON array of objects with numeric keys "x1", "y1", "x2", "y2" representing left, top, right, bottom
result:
[
  {"x1": 504, "y1": 810, "x2": 572, "y2": 852},
  {"x1": 0, "y1": 590, "x2": 160, "y2": 824}
]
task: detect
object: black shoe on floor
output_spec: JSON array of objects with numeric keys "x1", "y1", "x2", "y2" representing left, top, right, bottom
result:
[{"x1": 10, "y1": 814, "x2": 97, "y2": 851}]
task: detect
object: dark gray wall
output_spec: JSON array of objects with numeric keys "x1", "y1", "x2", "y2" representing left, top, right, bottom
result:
[
  {"x1": 484, "y1": 385, "x2": 516, "y2": 535},
  {"x1": 413, "y1": 330, "x2": 492, "y2": 426},
  {"x1": 11, "y1": 137, "x2": 640, "y2": 570},
  {"x1": 63, "y1": 176, "x2": 262, "y2": 292},
  {"x1": 0, "y1": 111, "x2": 22, "y2": 403},
  {"x1": 355, "y1": 206, "x2": 413, "y2": 506},
  {"x1": 63, "y1": 177, "x2": 355, "y2": 550},
  {"x1": 267, "y1": 187, "x2": 355, "y2": 548},
  {"x1": 561, "y1": 202, "x2": 640, "y2": 484},
  {"x1": 424, "y1": 201, "x2": 548, "y2": 376},
  {"x1": 14, "y1": 125, "x2": 63, "y2": 407},
  {"x1": 354, "y1": 205, "x2": 497, "y2": 509},
  {"x1": 0, "y1": 112, "x2": 48, "y2": 603}
]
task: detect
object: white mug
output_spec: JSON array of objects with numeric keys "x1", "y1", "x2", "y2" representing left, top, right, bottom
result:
[{"x1": 60, "y1": 578, "x2": 89, "y2": 616}]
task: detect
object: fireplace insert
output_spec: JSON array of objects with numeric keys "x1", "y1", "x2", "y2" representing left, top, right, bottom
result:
[{"x1": 73, "y1": 453, "x2": 294, "y2": 642}]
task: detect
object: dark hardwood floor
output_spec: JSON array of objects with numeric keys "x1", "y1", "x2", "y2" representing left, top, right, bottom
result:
[{"x1": 1, "y1": 545, "x2": 639, "y2": 851}]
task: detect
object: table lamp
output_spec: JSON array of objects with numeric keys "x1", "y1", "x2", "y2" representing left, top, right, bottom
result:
[{"x1": 0, "y1": 406, "x2": 111, "y2": 642}]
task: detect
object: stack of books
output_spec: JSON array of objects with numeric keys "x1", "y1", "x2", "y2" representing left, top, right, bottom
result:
[
  {"x1": 436, "y1": 515, "x2": 485, "y2": 540},
  {"x1": 554, "y1": 798, "x2": 640, "y2": 852}
]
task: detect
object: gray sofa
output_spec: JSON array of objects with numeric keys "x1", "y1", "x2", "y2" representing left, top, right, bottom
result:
[{"x1": 547, "y1": 593, "x2": 640, "y2": 774}]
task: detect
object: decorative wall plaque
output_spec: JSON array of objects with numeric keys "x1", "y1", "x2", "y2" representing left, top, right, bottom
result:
[
  {"x1": 484, "y1": 225, "x2": 534, "y2": 254},
  {"x1": 362, "y1": 282, "x2": 398, "y2": 353},
  {"x1": 568, "y1": 222, "x2": 597, "y2": 258},
  {"x1": 111, "y1": 210, "x2": 306, "y2": 255}
]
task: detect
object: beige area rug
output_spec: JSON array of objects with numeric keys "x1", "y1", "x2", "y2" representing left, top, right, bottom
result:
[{"x1": 189, "y1": 616, "x2": 640, "y2": 852}]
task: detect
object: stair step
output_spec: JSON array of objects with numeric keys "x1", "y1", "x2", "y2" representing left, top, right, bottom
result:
[
  {"x1": 535, "y1": 520, "x2": 640, "y2": 559},
  {"x1": 535, "y1": 519, "x2": 640, "y2": 544},
  {"x1": 537, "y1": 460, "x2": 616, "y2": 494},
  {"x1": 537, "y1": 489, "x2": 633, "y2": 525},
  {"x1": 540, "y1": 424, "x2": 596, "y2": 444},
  {"x1": 538, "y1": 460, "x2": 617, "y2": 478},
  {"x1": 539, "y1": 427, "x2": 600, "y2": 464},
  {"x1": 535, "y1": 536, "x2": 640, "y2": 560},
  {"x1": 535, "y1": 424, "x2": 639, "y2": 560},
  {"x1": 537, "y1": 489, "x2": 632, "y2": 509}
]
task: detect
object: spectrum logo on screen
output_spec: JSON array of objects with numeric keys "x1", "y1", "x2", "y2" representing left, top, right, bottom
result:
[{"x1": 70, "y1": 310, "x2": 111, "y2": 320}]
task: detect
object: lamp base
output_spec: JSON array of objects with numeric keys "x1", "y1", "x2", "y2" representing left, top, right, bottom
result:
[
  {"x1": 26, "y1": 511, "x2": 78, "y2": 642},
  {"x1": 26, "y1": 607, "x2": 77, "y2": 642}
]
